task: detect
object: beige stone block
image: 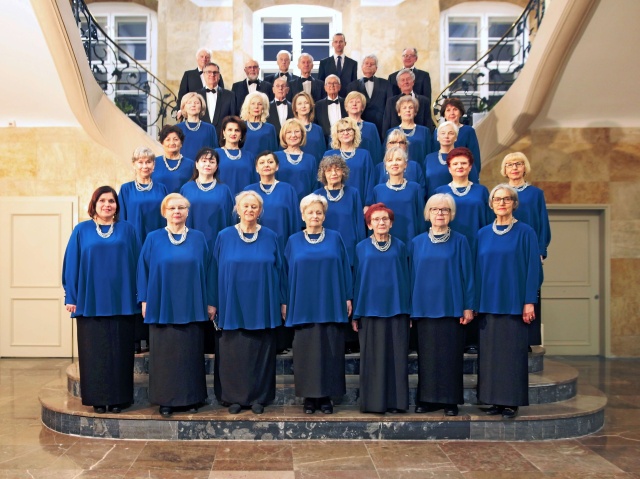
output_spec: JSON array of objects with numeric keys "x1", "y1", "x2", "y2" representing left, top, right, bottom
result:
[
  {"x1": 609, "y1": 144, "x2": 640, "y2": 182},
  {"x1": 611, "y1": 220, "x2": 640, "y2": 258},
  {"x1": 534, "y1": 181, "x2": 572, "y2": 204},
  {"x1": 570, "y1": 181, "x2": 609, "y2": 204},
  {"x1": 200, "y1": 22, "x2": 233, "y2": 52},
  {"x1": 610, "y1": 297, "x2": 640, "y2": 336},
  {"x1": 166, "y1": 21, "x2": 203, "y2": 80},
  {"x1": 1, "y1": 142, "x2": 38, "y2": 178},
  {"x1": 611, "y1": 258, "x2": 640, "y2": 298},
  {"x1": 610, "y1": 182, "x2": 640, "y2": 221},
  {"x1": 610, "y1": 334, "x2": 640, "y2": 357},
  {"x1": 36, "y1": 141, "x2": 76, "y2": 182},
  {"x1": 570, "y1": 146, "x2": 610, "y2": 182},
  {"x1": 528, "y1": 146, "x2": 572, "y2": 182},
  {"x1": 610, "y1": 127, "x2": 640, "y2": 145}
]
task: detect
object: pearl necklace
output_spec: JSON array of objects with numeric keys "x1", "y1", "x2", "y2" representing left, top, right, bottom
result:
[
  {"x1": 512, "y1": 182, "x2": 529, "y2": 192},
  {"x1": 165, "y1": 226, "x2": 188, "y2": 245},
  {"x1": 370, "y1": 234, "x2": 392, "y2": 252},
  {"x1": 438, "y1": 152, "x2": 447, "y2": 165},
  {"x1": 185, "y1": 121, "x2": 201, "y2": 132},
  {"x1": 94, "y1": 220, "x2": 114, "y2": 239},
  {"x1": 492, "y1": 217, "x2": 517, "y2": 236},
  {"x1": 340, "y1": 149, "x2": 356, "y2": 160},
  {"x1": 304, "y1": 228, "x2": 325, "y2": 244},
  {"x1": 135, "y1": 180, "x2": 153, "y2": 192},
  {"x1": 259, "y1": 180, "x2": 278, "y2": 195},
  {"x1": 163, "y1": 155, "x2": 183, "y2": 172},
  {"x1": 222, "y1": 148, "x2": 241, "y2": 160},
  {"x1": 285, "y1": 150, "x2": 302, "y2": 165},
  {"x1": 196, "y1": 179, "x2": 217, "y2": 192},
  {"x1": 386, "y1": 179, "x2": 408, "y2": 191},
  {"x1": 325, "y1": 187, "x2": 344, "y2": 202},
  {"x1": 235, "y1": 224, "x2": 261, "y2": 243},
  {"x1": 247, "y1": 121, "x2": 263, "y2": 131},
  {"x1": 449, "y1": 181, "x2": 473, "y2": 196},
  {"x1": 402, "y1": 125, "x2": 417, "y2": 137},
  {"x1": 428, "y1": 227, "x2": 451, "y2": 243},
  {"x1": 304, "y1": 123, "x2": 312, "y2": 132}
]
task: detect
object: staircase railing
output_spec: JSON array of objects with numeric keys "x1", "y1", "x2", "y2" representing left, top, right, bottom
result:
[{"x1": 433, "y1": 0, "x2": 546, "y2": 126}]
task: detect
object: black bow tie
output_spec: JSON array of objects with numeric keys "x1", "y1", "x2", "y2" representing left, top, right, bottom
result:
[
  {"x1": 301, "y1": 77, "x2": 312, "y2": 83},
  {"x1": 327, "y1": 99, "x2": 339, "y2": 105},
  {"x1": 275, "y1": 100, "x2": 287, "y2": 106},
  {"x1": 248, "y1": 79, "x2": 259, "y2": 85},
  {"x1": 205, "y1": 88, "x2": 217, "y2": 93},
  {"x1": 363, "y1": 77, "x2": 374, "y2": 83},
  {"x1": 278, "y1": 72, "x2": 289, "y2": 77}
]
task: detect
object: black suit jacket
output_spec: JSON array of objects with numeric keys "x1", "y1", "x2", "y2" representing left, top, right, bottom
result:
[
  {"x1": 346, "y1": 76, "x2": 393, "y2": 139},
  {"x1": 287, "y1": 76, "x2": 326, "y2": 103},
  {"x1": 314, "y1": 97, "x2": 347, "y2": 140},
  {"x1": 231, "y1": 79, "x2": 275, "y2": 113},
  {"x1": 196, "y1": 87, "x2": 237, "y2": 138},
  {"x1": 267, "y1": 100, "x2": 294, "y2": 134},
  {"x1": 388, "y1": 68, "x2": 432, "y2": 104},
  {"x1": 177, "y1": 68, "x2": 225, "y2": 108},
  {"x1": 382, "y1": 93, "x2": 435, "y2": 137},
  {"x1": 318, "y1": 55, "x2": 358, "y2": 98},
  {"x1": 264, "y1": 72, "x2": 300, "y2": 84}
]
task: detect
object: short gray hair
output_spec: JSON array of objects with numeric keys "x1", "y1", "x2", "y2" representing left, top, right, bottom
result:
[
  {"x1": 325, "y1": 74, "x2": 341, "y2": 85},
  {"x1": 132, "y1": 146, "x2": 155, "y2": 163},
  {"x1": 363, "y1": 54, "x2": 378, "y2": 66},
  {"x1": 234, "y1": 190, "x2": 264, "y2": 215},
  {"x1": 425, "y1": 193, "x2": 456, "y2": 221},
  {"x1": 299, "y1": 52, "x2": 314, "y2": 62},
  {"x1": 489, "y1": 184, "x2": 519, "y2": 211},
  {"x1": 396, "y1": 68, "x2": 415, "y2": 82},
  {"x1": 300, "y1": 194, "x2": 328, "y2": 215}
]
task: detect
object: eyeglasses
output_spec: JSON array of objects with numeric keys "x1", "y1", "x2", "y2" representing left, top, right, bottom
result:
[
  {"x1": 492, "y1": 197, "x2": 514, "y2": 204},
  {"x1": 337, "y1": 128, "x2": 354, "y2": 134},
  {"x1": 273, "y1": 84, "x2": 288, "y2": 89},
  {"x1": 429, "y1": 208, "x2": 451, "y2": 215},
  {"x1": 325, "y1": 82, "x2": 340, "y2": 86},
  {"x1": 166, "y1": 206, "x2": 188, "y2": 212},
  {"x1": 245, "y1": 65, "x2": 259, "y2": 70},
  {"x1": 204, "y1": 71, "x2": 220, "y2": 76},
  {"x1": 505, "y1": 161, "x2": 524, "y2": 169},
  {"x1": 370, "y1": 217, "x2": 390, "y2": 223}
]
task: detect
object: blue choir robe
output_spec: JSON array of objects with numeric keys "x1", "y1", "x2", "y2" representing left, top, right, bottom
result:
[
  {"x1": 137, "y1": 228, "x2": 214, "y2": 324},
  {"x1": 63, "y1": 220, "x2": 141, "y2": 318},
  {"x1": 243, "y1": 123, "x2": 279, "y2": 157},
  {"x1": 177, "y1": 121, "x2": 219, "y2": 161},
  {"x1": 180, "y1": 180, "x2": 234, "y2": 249},
  {"x1": 375, "y1": 161, "x2": 426, "y2": 200},
  {"x1": 153, "y1": 156, "x2": 195, "y2": 194},
  {"x1": 425, "y1": 152, "x2": 480, "y2": 199},
  {"x1": 433, "y1": 125, "x2": 482, "y2": 176},
  {"x1": 323, "y1": 148, "x2": 375, "y2": 206},
  {"x1": 373, "y1": 181, "x2": 426, "y2": 245},
  {"x1": 353, "y1": 237, "x2": 411, "y2": 318},
  {"x1": 513, "y1": 185, "x2": 550, "y2": 286},
  {"x1": 435, "y1": 183, "x2": 493, "y2": 258},
  {"x1": 409, "y1": 230, "x2": 475, "y2": 318},
  {"x1": 119, "y1": 181, "x2": 168, "y2": 244},
  {"x1": 475, "y1": 221, "x2": 540, "y2": 315},
  {"x1": 314, "y1": 186, "x2": 365, "y2": 267},
  {"x1": 244, "y1": 181, "x2": 301, "y2": 250},
  {"x1": 301, "y1": 123, "x2": 327, "y2": 165},
  {"x1": 358, "y1": 121, "x2": 383, "y2": 165},
  {"x1": 213, "y1": 226, "x2": 286, "y2": 330},
  {"x1": 275, "y1": 151, "x2": 320, "y2": 200},
  {"x1": 385, "y1": 125, "x2": 432, "y2": 168},
  {"x1": 215, "y1": 148, "x2": 257, "y2": 196},
  {"x1": 284, "y1": 230, "x2": 353, "y2": 327}
]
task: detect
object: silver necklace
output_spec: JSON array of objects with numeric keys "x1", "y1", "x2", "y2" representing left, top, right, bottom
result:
[
  {"x1": 196, "y1": 179, "x2": 217, "y2": 192},
  {"x1": 304, "y1": 228, "x2": 325, "y2": 244},
  {"x1": 247, "y1": 121, "x2": 263, "y2": 131},
  {"x1": 356, "y1": 121, "x2": 363, "y2": 131},
  {"x1": 340, "y1": 149, "x2": 356, "y2": 160},
  {"x1": 428, "y1": 227, "x2": 451, "y2": 243},
  {"x1": 370, "y1": 234, "x2": 392, "y2": 252},
  {"x1": 402, "y1": 125, "x2": 417, "y2": 137},
  {"x1": 235, "y1": 224, "x2": 261, "y2": 243},
  {"x1": 94, "y1": 220, "x2": 114, "y2": 239},
  {"x1": 259, "y1": 180, "x2": 278, "y2": 195},
  {"x1": 165, "y1": 226, "x2": 188, "y2": 245},
  {"x1": 135, "y1": 180, "x2": 153, "y2": 192},
  {"x1": 438, "y1": 152, "x2": 447, "y2": 165},
  {"x1": 222, "y1": 148, "x2": 241, "y2": 160},
  {"x1": 285, "y1": 150, "x2": 302, "y2": 165},
  {"x1": 513, "y1": 182, "x2": 529, "y2": 192},
  {"x1": 325, "y1": 186, "x2": 344, "y2": 202},
  {"x1": 386, "y1": 179, "x2": 408, "y2": 191},
  {"x1": 304, "y1": 123, "x2": 312, "y2": 132},
  {"x1": 492, "y1": 217, "x2": 517, "y2": 236},
  {"x1": 449, "y1": 181, "x2": 473, "y2": 196},
  {"x1": 185, "y1": 121, "x2": 201, "y2": 132},
  {"x1": 163, "y1": 155, "x2": 183, "y2": 172}
]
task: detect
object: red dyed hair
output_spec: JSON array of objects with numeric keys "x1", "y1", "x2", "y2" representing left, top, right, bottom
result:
[
  {"x1": 365, "y1": 202, "x2": 394, "y2": 225},
  {"x1": 446, "y1": 146, "x2": 474, "y2": 167}
]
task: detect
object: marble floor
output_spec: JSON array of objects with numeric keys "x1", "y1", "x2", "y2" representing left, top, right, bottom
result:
[{"x1": 0, "y1": 356, "x2": 638, "y2": 478}]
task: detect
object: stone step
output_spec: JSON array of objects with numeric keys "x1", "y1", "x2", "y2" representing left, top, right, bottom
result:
[{"x1": 66, "y1": 358, "x2": 576, "y2": 407}]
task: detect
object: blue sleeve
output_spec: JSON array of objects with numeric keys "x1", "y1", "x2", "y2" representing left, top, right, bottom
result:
[
  {"x1": 119, "y1": 185, "x2": 129, "y2": 221},
  {"x1": 62, "y1": 226, "x2": 80, "y2": 306},
  {"x1": 538, "y1": 192, "x2": 551, "y2": 258},
  {"x1": 524, "y1": 228, "x2": 541, "y2": 304},
  {"x1": 210, "y1": 126, "x2": 219, "y2": 149},
  {"x1": 136, "y1": 235, "x2": 151, "y2": 303},
  {"x1": 340, "y1": 236, "x2": 354, "y2": 299},
  {"x1": 205, "y1": 241, "x2": 217, "y2": 307},
  {"x1": 354, "y1": 193, "x2": 366, "y2": 243},
  {"x1": 225, "y1": 188, "x2": 235, "y2": 228},
  {"x1": 468, "y1": 130, "x2": 481, "y2": 174},
  {"x1": 362, "y1": 150, "x2": 375, "y2": 206},
  {"x1": 414, "y1": 186, "x2": 427, "y2": 234},
  {"x1": 460, "y1": 236, "x2": 475, "y2": 311},
  {"x1": 416, "y1": 165, "x2": 426, "y2": 201},
  {"x1": 276, "y1": 238, "x2": 288, "y2": 305}
]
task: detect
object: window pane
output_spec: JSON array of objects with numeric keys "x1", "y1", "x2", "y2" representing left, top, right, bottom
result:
[
  {"x1": 449, "y1": 43, "x2": 477, "y2": 62},
  {"x1": 489, "y1": 19, "x2": 515, "y2": 38},
  {"x1": 301, "y1": 22, "x2": 329, "y2": 39},
  {"x1": 116, "y1": 20, "x2": 146, "y2": 38},
  {"x1": 449, "y1": 19, "x2": 477, "y2": 38},
  {"x1": 263, "y1": 44, "x2": 293, "y2": 59},
  {"x1": 263, "y1": 23, "x2": 291, "y2": 40},
  {"x1": 301, "y1": 45, "x2": 329, "y2": 60},
  {"x1": 488, "y1": 41, "x2": 516, "y2": 62},
  {"x1": 118, "y1": 71, "x2": 148, "y2": 91},
  {"x1": 118, "y1": 42, "x2": 146, "y2": 61},
  {"x1": 489, "y1": 70, "x2": 514, "y2": 92},
  {"x1": 447, "y1": 72, "x2": 477, "y2": 92}
]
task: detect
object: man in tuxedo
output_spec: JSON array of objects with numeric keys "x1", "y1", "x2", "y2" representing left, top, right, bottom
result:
[
  {"x1": 314, "y1": 75, "x2": 347, "y2": 142},
  {"x1": 388, "y1": 48, "x2": 432, "y2": 104},
  {"x1": 267, "y1": 76, "x2": 293, "y2": 135},
  {"x1": 231, "y1": 59, "x2": 274, "y2": 113},
  {"x1": 382, "y1": 68, "x2": 435, "y2": 136},
  {"x1": 264, "y1": 50, "x2": 300, "y2": 84},
  {"x1": 196, "y1": 62, "x2": 237, "y2": 138},
  {"x1": 288, "y1": 53, "x2": 326, "y2": 103},
  {"x1": 346, "y1": 54, "x2": 393, "y2": 139},
  {"x1": 318, "y1": 33, "x2": 357, "y2": 98},
  {"x1": 177, "y1": 48, "x2": 226, "y2": 119}
]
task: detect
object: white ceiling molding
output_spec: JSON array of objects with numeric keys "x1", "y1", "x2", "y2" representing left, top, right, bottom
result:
[
  {"x1": 360, "y1": 0, "x2": 406, "y2": 6},
  {"x1": 189, "y1": 0, "x2": 233, "y2": 7}
]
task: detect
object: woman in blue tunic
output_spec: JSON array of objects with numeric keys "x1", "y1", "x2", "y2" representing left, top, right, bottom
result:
[
  {"x1": 373, "y1": 147, "x2": 425, "y2": 244},
  {"x1": 63, "y1": 186, "x2": 140, "y2": 414},
  {"x1": 285, "y1": 194, "x2": 353, "y2": 414},
  {"x1": 213, "y1": 191, "x2": 286, "y2": 415},
  {"x1": 476, "y1": 185, "x2": 540, "y2": 419},
  {"x1": 375, "y1": 129, "x2": 426, "y2": 199},
  {"x1": 410, "y1": 194, "x2": 475, "y2": 416},
  {"x1": 239, "y1": 92, "x2": 278, "y2": 157},
  {"x1": 292, "y1": 92, "x2": 327, "y2": 165},
  {"x1": 215, "y1": 116, "x2": 257, "y2": 196},
  {"x1": 324, "y1": 117, "x2": 375, "y2": 207},
  {"x1": 275, "y1": 119, "x2": 319, "y2": 200},
  {"x1": 501, "y1": 152, "x2": 550, "y2": 347},
  {"x1": 384, "y1": 96, "x2": 431, "y2": 169},
  {"x1": 345, "y1": 91, "x2": 383, "y2": 165},
  {"x1": 137, "y1": 193, "x2": 215, "y2": 417},
  {"x1": 152, "y1": 125, "x2": 195, "y2": 194},
  {"x1": 314, "y1": 155, "x2": 365, "y2": 267},
  {"x1": 353, "y1": 203, "x2": 411, "y2": 414},
  {"x1": 426, "y1": 121, "x2": 471, "y2": 199},
  {"x1": 176, "y1": 92, "x2": 218, "y2": 160}
]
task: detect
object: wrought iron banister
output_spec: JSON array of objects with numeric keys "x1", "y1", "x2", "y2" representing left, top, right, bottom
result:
[
  {"x1": 433, "y1": 0, "x2": 546, "y2": 126},
  {"x1": 70, "y1": 0, "x2": 177, "y2": 135}
]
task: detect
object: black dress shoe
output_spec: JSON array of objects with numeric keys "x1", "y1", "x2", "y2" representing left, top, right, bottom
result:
[
  {"x1": 159, "y1": 406, "x2": 173, "y2": 417},
  {"x1": 228, "y1": 403, "x2": 242, "y2": 414},
  {"x1": 251, "y1": 403, "x2": 264, "y2": 414},
  {"x1": 109, "y1": 405, "x2": 122, "y2": 414},
  {"x1": 464, "y1": 346, "x2": 479, "y2": 354},
  {"x1": 502, "y1": 406, "x2": 518, "y2": 419},
  {"x1": 93, "y1": 406, "x2": 106, "y2": 414},
  {"x1": 444, "y1": 405, "x2": 459, "y2": 416},
  {"x1": 319, "y1": 397, "x2": 333, "y2": 414},
  {"x1": 415, "y1": 402, "x2": 441, "y2": 413},
  {"x1": 485, "y1": 405, "x2": 504, "y2": 416},
  {"x1": 303, "y1": 398, "x2": 316, "y2": 414}
]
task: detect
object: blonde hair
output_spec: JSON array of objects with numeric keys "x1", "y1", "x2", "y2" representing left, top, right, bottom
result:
[
  {"x1": 131, "y1": 146, "x2": 155, "y2": 163},
  {"x1": 180, "y1": 92, "x2": 206, "y2": 119},
  {"x1": 330, "y1": 117, "x2": 362, "y2": 149},
  {"x1": 292, "y1": 91, "x2": 316, "y2": 123},
  {"x1": 160, "y1": 193, "x2": 190, "y2": 216},
  {"x1": 501, "y1": 152, "x2": 532, "y2": 178},
  {"x1": 300, "y1": 193, "x2": 328, "y2": 215},
  {"x1": 240, "y1": 92, "x2": 269, "y2": 123},
  {"x1": 279, "y1": 118, "x2": 308, "y2": 148},
  {"x1": 234, "y1": 190, "x2": 264, "y2": 216},
  {"x1": 424, "y1": 193, "x2": 456, "y2": 221},
  {"x1": 395, "y1": 95, "x2": 419, "y2": 115},
  {"x1": 344, "y1": 91, "x2": 367, "y2": 110}
]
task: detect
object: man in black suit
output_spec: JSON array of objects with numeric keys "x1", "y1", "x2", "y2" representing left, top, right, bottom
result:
[
  {"x1": 267, "y1": 76, "x2": 294, "y2": 135},
  {"x1": 196, "y1": 62, "x2": 237, "y2": 139},
  {"x1": 177, "y1": 48, "x2": 226, "y2": 119},
  {"x1": 231, "y1": 59, "x2": 274, "y2": 113},
  {"x1": 264, "y1": 50, "x2": 300, "y2": 84},
  {"x1": 318, "y1": 33, "x2": 357, "y2": 98},
  {"x1": 314, "y1": 75, "x2": 347, "y2": 143},
  {"x1": 388, "y1": 48, "x2": 432, "y2": 104},
  {"x1": 382, "y1": 68, "x2": 435, "y2": 136},
  {"x1": 287, "y1": 53, "x2": 326, "y2": 103},
  {"x1": 346, "y1": 54, "x2": 393, "y2": 140}
]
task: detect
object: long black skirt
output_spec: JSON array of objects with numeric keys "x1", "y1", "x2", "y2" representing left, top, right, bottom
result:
[
  {"x1": 214, "y1": 328, "x2": 276, "y2": 406},
  {"x1": 76, "y1": 315, "x2": 135, "y2": 407},
  {"x1": 415, "y1": 317, "x2": 465, "y2": 405},
  {"x1": 477, "y1": 313, "x2": 529, "y2": 407},
  {"x1": 358, "y1": 315, "x2": 409, "y2": 413},
  {"x1": 293, "y1": 323, "x2": 345, "y2": 398},
  {"x1": 148, "y1": 323, "x2": 207, "y2": 407}
]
